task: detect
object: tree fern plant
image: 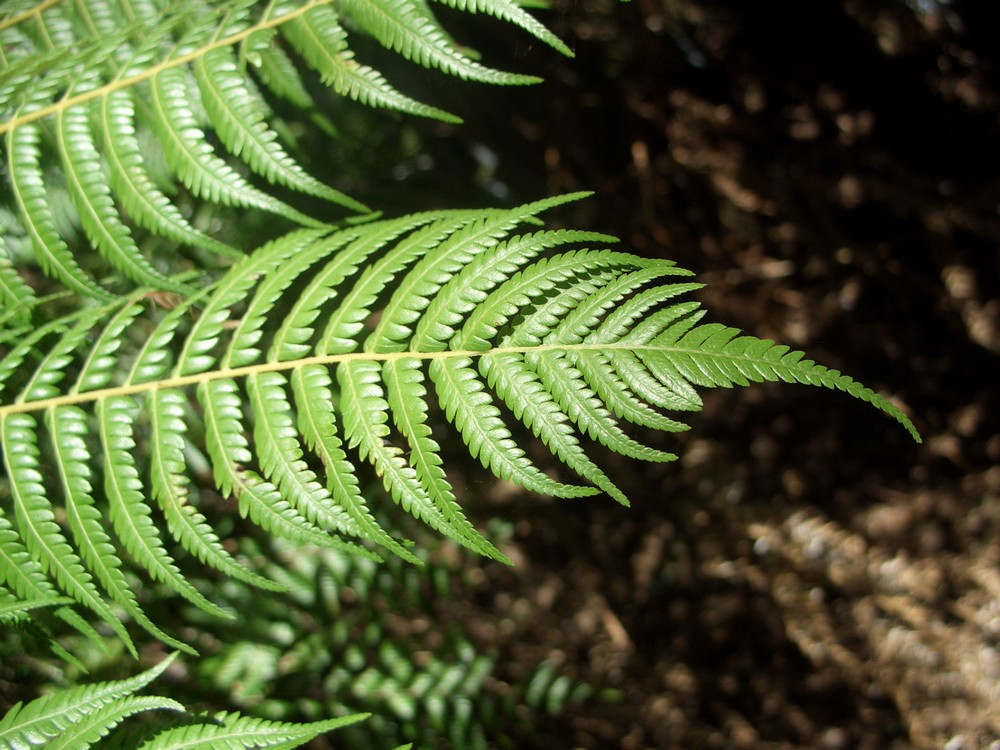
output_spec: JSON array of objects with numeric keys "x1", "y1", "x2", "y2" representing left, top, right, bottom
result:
[{"x1": 0, "y1": 0, "x2": 919, "y2": 746}]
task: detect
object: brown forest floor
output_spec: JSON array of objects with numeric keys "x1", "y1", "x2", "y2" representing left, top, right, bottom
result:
[{"x1": 419, "y1": 1, "x2": 1000, "y2": 748}]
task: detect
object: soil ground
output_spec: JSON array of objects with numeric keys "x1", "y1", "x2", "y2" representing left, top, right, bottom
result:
[{"x1": 435, "y1": 1, "x2": 1000, "y2": 747}]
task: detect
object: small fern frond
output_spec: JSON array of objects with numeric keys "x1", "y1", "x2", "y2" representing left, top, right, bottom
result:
[
  {"x1": 0, "y1": 196, "x2": 918, "y2": 652},
  {"x1": 0, "y1": 651, "x2": 368, "y2": 749},
  {"x1": 186, "y1": 538, "x2": 591, "y2": 749}
]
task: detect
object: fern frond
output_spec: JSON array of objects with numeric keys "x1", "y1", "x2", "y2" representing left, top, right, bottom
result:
[
  {"x1": 0, "y1": 651, "x2": 367, "y2": 749},
  {"x1": 0, "y1": 196, "x2": 918, "y2": 651}
]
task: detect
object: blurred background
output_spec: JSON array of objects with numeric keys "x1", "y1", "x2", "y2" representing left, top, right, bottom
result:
[{"x1": 350, "y1": 0, "x2": 998, "y2": 747}]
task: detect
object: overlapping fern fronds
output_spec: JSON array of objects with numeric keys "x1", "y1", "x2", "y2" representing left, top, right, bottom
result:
[
  {"x1": 0, "y1": 0, "x2": 564, "y2": 317},
  {"x1": 188, "y1": 536, "x2": 592, "y2": 749},
  {"x1": 0, "y1": 192, "x2": 919, "y2": 655}
]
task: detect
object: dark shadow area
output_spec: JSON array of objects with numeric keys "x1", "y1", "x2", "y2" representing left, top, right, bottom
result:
[{"x1": 429, "y1": 1, "x2": 1000, "y2": 747}]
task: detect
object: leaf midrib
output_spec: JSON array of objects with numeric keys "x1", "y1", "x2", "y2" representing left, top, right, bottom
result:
[{"x1": 0, "y1": 343, "x2": 753, "y2": 416}]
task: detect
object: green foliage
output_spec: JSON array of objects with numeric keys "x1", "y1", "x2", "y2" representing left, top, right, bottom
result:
[
  {"x1": 0, "y1": 652, "x2": 368, "y2": 749},
  {"x1": 0, "y1": 196, "x2": 918, "y2": 655},
  {"x1": 0, "y1": 0, "x2": 919, "y2": 746},
  {"x1": 185, "y1": 535, "x2": 593, "y2": 748}
]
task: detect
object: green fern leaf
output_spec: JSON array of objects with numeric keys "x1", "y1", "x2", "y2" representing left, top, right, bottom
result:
[
  {"x1": 248, "y1": 371, "x2": 361, "y2": 536},
  {"x1": 0, "y1": 653, "x2": 178, "y2": 748},
  {"x1": 0, "y1": 587, "x2": 71, "y2": 622},
  {"x1": 339, "y1": 0, "x2": 541, "y2": 85},
  {"x1": 248, "y1": 33, "x2": 314, "y2": 109},
  {"x1": 44, "y1": 696, "x2": 185, "y2": 750},
  {"x1": 0, "y1": 648, "x2": 364, "y2": 749},
  {"x1": 194, "y1": 45, "x2": 367, "y2": 211},
  {"x1": 429, "y1": 354, "x2": 600, "y2": 498},
  {"x1": 430, "y1": 0, "x2": 574, "y2": 57},
  {"x1": 0, "y1": 509, "x2": 70, "y2": 617},
  {"x1": 6, "y1": 118, "x2": 113, "y2": 301},
  {"x1": 291, "y1": 364, "x2": 421, "y2": 564},
  {"x1": 57, "y1": 99, "x2": 193, "y2": 294},
  {"x1": 99, "y1": 394, "x2": 234, "y2": 621},
  {"x1": 100, "y1": 88, "x2": 243, "y2": 261},
  {"x1": 148, "y1": 66, "x2": 323, "y2": 228},
  {"x1": 383, "y1": 357, "x2": 508, "y2": 561},
  {"x1": 149, "y1": 389, "x2": 286, "y2": 594},
  {"x1": 135, "y1": 710, "x2": 370, "y2": 750},
  {"x1": 0, "y1": 236, "x2": 35, "y2": 322},
  {"x1": 51, "y1": 403, "x2": 195, "y2": 654},
  {"x1": 281, "y1": 5, "x2": 461, "y2": 122},
  {"x1": 0, "y1": 196, "x2": 918, "y2": 652}
]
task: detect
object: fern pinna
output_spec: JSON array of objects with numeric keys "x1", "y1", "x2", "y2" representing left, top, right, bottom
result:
[{"x1": 0, "y1": 192, "x2": 919, "y2": 653}]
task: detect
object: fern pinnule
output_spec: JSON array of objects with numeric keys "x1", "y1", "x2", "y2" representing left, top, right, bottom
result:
[
  {"x1": 291, "y1": 363, "x2": 422, "y2": 564},
  {"x1": 58, "y1": 98, "x2": 194, "y2": 295},
  {"x1": 431, "y1": 0, "x2": 575, "y2": 58},
  {"x1": 281, "y1": 5, "x2": 461, "y2": 123},
  {"x1": 0, "y1": 509, "x2": 81, "y2": 629},
  {"x1": 133, "y1": 709, "x2": 369, "y2": 749},
  {"x1": 411, "y1": 228, "x2": 618, "y2": 351},
  {"x1": 51, "y1": 402, "x2": 194, "y2": 654},
  {"x1": 148, "y1": 66, "x2": 323, "y2": 229},
  {"x1": 194, "y1": 44, "x2": 367, "y2": 211},
  {"x1": 100, "y1": 88, "x2": 243, "y2": 261},
  {"x1": 248, "y1": 369, "x2": 362, "y2": 536},
  {"x1": 428, "y1": 354, "x2": 602, "y2": 499},
  {"x1": 100, "y1": 393, "x2": 235, "y2": 621},
  {"x1": 6, "y1": 118, "x2": 114, "y2": 302},
  {"x1": 149, "y1": 389, "x2": 286, "y2": 595},
  {"x1": 382, "y1": 356, "x2": 508, "y2": 561},
  {"x1": 0, "y1": 237, "x2": 36, "y2": 322},
  {"x1": 339, "y1": 0, "x2": 542, "y2": 85},
  {"x1": 43, "y1": 695, "x2": 184, "y2": 750}
]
